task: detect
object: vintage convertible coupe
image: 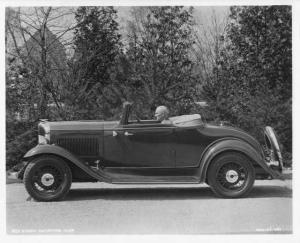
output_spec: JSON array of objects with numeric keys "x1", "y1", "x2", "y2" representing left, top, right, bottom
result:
[{"x1": 17, "y1": 103, "x2": 284, "y2": 201}]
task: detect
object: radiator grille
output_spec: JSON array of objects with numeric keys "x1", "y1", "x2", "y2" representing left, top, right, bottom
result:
[{"x1": 56, "y1": 137, "x2": 99, "y2": 156}]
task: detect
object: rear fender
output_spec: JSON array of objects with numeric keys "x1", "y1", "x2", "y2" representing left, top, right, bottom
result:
[
  {"x1": 23, "y1": 145, "x2": 112, "y2": 182},
  {"x1": 199, "y1": 139, "x2": 281, "y2": 182}
]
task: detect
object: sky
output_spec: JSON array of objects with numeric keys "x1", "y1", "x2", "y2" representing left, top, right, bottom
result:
[
  {"x1": 6, "y1": 6, "x2": 229, "y2": 57},
  {"x1": 116, "y1": 6, "x2": 229, "y2": 44}
]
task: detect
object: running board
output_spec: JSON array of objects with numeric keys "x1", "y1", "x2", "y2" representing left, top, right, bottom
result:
[
  {"x1": 110, "y1": 176, "x2": 200, "y2": 184},
  {"x1": 91, "y1": 167, "x2": 201, "y2": 184}
]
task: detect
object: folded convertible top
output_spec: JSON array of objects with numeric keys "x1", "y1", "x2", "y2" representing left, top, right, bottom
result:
[{"x1": 170, "y1": 114, "x2": 203, "y2": 126}]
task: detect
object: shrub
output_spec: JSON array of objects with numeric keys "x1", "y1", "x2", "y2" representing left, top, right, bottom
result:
[{"x1": 6, "y1": 121, "x2": 37, "y2": 169}]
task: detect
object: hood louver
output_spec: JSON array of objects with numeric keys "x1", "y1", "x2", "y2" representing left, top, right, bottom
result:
[{"x1": 56, "y1": 136, "x2": 99, "y2": 156}]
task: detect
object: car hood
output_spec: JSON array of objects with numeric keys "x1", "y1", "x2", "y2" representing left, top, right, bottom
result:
[{"x1": 46, "y1": 120, "x2": 119, "y2": 131}]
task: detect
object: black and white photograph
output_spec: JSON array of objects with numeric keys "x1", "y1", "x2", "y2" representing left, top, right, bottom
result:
[{"x1": 2, "y1": 0, "x2": 298, "y2": 239}]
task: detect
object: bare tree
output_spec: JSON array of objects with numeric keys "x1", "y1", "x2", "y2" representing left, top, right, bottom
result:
[
  {"x1": 6, "y1": 7, "x2": 77, "y2": 119},
  {"x1": 192, "y1": 8, "x2": 229, "y2": 100}
]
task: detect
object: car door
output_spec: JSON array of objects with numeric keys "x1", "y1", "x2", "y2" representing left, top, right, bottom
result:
[
  {"x1": 173, "y1": 125, "x2": 207, "y2": 167},
  {"x1": 119, "y1": 123, "x2": 176, "y2": 168}
]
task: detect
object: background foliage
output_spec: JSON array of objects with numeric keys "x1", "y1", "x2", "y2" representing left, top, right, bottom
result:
[
  {"x1": 6, "y1": 6, "x2": 292, "y2": 169},
  {"x1": 201, "y1": 6, "x2": 292, "y2": 163},
  {"x1": 125, "y1": 6, "x2": 197, "y2": 117}
]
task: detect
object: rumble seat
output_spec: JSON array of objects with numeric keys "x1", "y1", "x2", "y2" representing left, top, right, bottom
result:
[{"x1": 170, "y1": 114, "x2": 203, "y2": 126}]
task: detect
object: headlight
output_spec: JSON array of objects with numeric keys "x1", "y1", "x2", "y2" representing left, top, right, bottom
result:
[
  {"x1": 38, "y1": 135, "x2": 48, "y2": 144},
  {"x1": 38, "y1": 122, "x2": 50, "y2": 144}
]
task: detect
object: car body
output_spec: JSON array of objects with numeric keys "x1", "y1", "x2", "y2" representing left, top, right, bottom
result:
[{"x1": 18, "y1": 103, "x2": 284, "y2": 201}]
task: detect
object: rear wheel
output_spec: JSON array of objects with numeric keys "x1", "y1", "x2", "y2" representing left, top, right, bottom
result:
[
  {"x1": 207, "y1": 152, "x2": 255, "y2": 198},
  {"x1": 23, "y1": 155, "x2": 72, "y2": 201}
]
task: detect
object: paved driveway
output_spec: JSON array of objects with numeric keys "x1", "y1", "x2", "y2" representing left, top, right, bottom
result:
[{"x1": 6, "y1": 179, "x2": 292, "y2": 234}]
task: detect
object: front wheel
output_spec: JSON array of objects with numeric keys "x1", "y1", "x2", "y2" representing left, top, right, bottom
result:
[
  {"x1": 23, "y1": 155, "x2": 72, "y2": 201},
  {"x1": 207, "y1": 152, "x2": 255, "y2": 198}
]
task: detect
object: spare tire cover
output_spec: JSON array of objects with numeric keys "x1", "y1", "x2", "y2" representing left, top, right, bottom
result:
[{"x1": 264, "y1": 126, "x2": 283, "y2": 168}]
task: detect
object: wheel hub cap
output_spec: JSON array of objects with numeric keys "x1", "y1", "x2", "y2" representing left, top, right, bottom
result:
[
  {"x1": 225, "y1": 170, "x2": 239, "y2": 183},
  {"x1": 41, "y1": 173, "x2": 55, "y2": 186}
]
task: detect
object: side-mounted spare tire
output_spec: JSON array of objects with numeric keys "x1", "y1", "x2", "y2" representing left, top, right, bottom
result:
[
  {"x1": 264, "y1": 126, "x2": 283, "y2": 171},
  {"x1": 207, "y1": 152, "x2": 255, "y2": 198},
  {"x1": 23, "y1": 155, "x2": 72, "y2": 201}
]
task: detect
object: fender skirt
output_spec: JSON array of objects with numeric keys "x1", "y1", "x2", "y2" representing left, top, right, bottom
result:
[
  {"x1": 198, "y1": 139, "x2": 283, "y2": 182},
  {"x1": 23, "y1": 145, "x2": 112, "y2": 183}
]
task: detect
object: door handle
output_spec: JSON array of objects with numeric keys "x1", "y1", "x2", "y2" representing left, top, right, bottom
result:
[{"x1": 124, "y1": 131, "x2": 134, "y2": 136}]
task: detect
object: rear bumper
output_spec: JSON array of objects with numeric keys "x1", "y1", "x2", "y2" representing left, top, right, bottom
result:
[
  {"x1": 270, "y1": 170, "x2": 285, "y2": 180},
  {"x1": 262, "y1": 160, "x2": 285, "y2": 180},
  {"x1": 268, "y1": 168, "x2": 292, "y2": 180}
]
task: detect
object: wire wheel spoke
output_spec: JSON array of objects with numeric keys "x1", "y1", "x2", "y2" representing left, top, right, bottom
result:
[
  {"x1": 216, "y1": 162, "x2": 247, "y2": 191},
  {"x1": 31, "y1": 165, "x2": 64, "y2": 194}
]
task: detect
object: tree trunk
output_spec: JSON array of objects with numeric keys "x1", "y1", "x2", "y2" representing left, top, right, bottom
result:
[{"x1": 39, "y1": 87, "x2": 48, "y2": 119}]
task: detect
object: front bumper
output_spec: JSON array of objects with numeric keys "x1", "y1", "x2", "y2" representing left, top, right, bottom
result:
[
  {"x1": 7, "y1": 171, "x2": 19, "y2": 180},
  {"x1": 8, "y1": 161, "x2": 28, "y2": 180}
]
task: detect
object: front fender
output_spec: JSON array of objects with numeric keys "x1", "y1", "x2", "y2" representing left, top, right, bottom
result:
[
  {"x1": 199, "y1": 138, "x2": 281, "y2": 182},
  {"x1": 24, "y1": 145, "x2": 112, "y2": 183}
]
